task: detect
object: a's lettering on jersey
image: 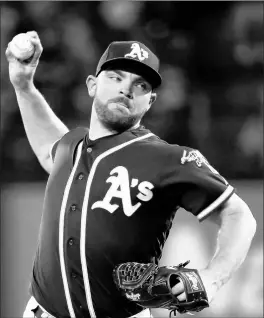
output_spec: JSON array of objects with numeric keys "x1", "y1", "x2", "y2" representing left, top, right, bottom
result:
[
  {"x1": 181, "y1": 149, "x2": 228, "y2": 185},
  {"x1": 91, "y1": 166, "x2": 154, "y2": 217}
]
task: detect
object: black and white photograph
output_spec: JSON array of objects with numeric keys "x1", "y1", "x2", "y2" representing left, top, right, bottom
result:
[{"x1": 1, "y1": 1, "x2": 263, "y2": 318}]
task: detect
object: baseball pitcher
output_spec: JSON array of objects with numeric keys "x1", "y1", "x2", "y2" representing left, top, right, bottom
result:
[{"x1": 6, "y1": 31, "x2": 256, "y2": 318}]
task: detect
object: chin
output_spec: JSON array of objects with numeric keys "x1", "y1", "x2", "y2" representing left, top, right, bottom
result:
[
  {"x1": 105, "y1": 121, "x2": 133, "y2": 132},
  {"x1": 96, "y1": 103, "x2": 141, "y2": 132},
  {"x1": 102, "y1": 116, "x2": 137, "y2": 132}
]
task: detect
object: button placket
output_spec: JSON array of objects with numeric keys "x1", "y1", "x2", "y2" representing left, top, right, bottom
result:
[
  {"x1": 71, "y1": 272, "x2": 77, "y2": 279},
  {"x1": 78, "y1": 173, "x2": 84, "y2": 180},
  {"x1": 68, "y1": 238, "x2": 74, "y2": 246},
  {"x1": 70, "y1": 204, "x2": 77, "y2": 212}
]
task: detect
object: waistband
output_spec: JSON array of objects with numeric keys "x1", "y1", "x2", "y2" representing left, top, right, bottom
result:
[{"x1": 25, "y1": 296, "x2": 152, "y2": 318}]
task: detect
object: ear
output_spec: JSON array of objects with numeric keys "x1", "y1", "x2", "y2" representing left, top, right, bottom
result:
[
  {"x1": 86, "y1": 75, "x2": 97, "y2": 98},
  {"x1": 149, "y1": 92, "x2": 157, "y2": 105}
]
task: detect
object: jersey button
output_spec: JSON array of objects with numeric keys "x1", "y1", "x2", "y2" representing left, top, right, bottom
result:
[
  {"x1": 78, "y1": 173, "x2": 84, "y2": 180},
  {"x1": 71, "y1": 272, "x2": 77, "y2": 279},
  {"x1": 87, "y1": 147, "x2": 92, "y2": 153},
  {"x1": 68, "y1": 238, "x2": 74, "y2": 246},
  {"x1": 70, "y1": 204, "x2": 77, "y2": 212}
]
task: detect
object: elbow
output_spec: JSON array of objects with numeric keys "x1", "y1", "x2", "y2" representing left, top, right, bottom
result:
[
  {"x1": 223, "y1": 193, "x2": 257, "y2": 237},
  {"x1": 237, "y1": 196, "x2": 257, "y2": 238},
  {"x1": 246, "y1": 211, "x2": 257, "y2": 239},
  {"x1": 247, "y1": 210, "x2": 257, "y2": 237},
  {"x1": 246, "y1": 217, "x2": 257, "y2": 244}
]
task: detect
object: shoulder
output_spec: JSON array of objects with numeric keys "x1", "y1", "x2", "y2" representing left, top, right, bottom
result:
[
  {"x1": 144, "y1": 133, "x2": 189, "y2": 159},
  {"x1": 51, "y1": 126, "x2": 89, "y2": 163},
  {"x1": 141, "y1": 133, "x2": 214, "y2": 172}
]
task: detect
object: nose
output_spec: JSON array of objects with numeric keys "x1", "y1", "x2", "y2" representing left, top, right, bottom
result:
[{"x1": 120, "y1": 83, "x2": 133, "y2": 99}]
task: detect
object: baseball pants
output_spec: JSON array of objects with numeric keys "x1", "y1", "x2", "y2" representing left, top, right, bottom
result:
[{"x1": 23, "y1": 296, "x2": 153, "y2": 318}]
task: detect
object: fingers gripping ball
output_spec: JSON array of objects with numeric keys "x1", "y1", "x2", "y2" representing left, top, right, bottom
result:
[{"x1": 9, "y1": 33, "x2": 35, "y2": 61}]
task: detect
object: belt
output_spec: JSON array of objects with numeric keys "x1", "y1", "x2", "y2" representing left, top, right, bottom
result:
[
  {"x1": 33, "y1": 307, "x2": 151, "y2": 318},
  {"x1": 30, "y1": 299, "x2": 151, "y2": 318}
]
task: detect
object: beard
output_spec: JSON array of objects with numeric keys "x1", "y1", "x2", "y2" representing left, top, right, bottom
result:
[{"x1": 93, "y1": 95, "x2": 146, "y2": 132}]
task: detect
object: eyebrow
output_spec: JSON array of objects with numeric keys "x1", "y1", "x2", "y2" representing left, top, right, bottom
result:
[{"x1": 106, "y1": 69, "x2": 147, "y2": 83}]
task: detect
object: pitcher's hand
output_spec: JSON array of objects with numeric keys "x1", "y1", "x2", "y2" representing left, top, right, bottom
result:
[
  {"x1": 5, "y1": 31, "x2": 43, "y2": 91},
  {"x1": 171, "y1": 269, "x2": 218, "y2": 304}
]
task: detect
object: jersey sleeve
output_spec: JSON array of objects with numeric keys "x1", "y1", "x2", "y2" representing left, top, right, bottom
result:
[{"x1": 169, "y1": 146, "x2": 235, "y2": 222}]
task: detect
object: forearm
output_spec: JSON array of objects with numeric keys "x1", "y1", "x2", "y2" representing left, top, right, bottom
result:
[
  {"x1": 206, "y1": 194, "x2": 256, "y2": 291},
  {"x1": 15, "y1": 84, "x2": 69, "y2": 160}
]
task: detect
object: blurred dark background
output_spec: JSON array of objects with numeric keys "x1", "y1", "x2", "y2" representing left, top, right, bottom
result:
[
  {"x1": 0, "y1": 2, "x2": 263, "y2": 318},
  {"x1": 1, "y1": 1, "x2": 263, "y2": 182}
]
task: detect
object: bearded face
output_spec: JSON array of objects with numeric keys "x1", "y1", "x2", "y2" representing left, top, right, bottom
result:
[{"x1": 91, "y1": 69, "x2": 154, "y2": 132}]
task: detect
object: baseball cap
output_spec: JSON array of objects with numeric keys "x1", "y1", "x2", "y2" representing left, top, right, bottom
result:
[{"x1": 96, "y1": 41, "x2": 162, "y2": 89}]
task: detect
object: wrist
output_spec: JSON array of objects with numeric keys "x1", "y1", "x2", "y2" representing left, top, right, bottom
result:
[
  {"x1": 14, "y1": 82, "x2": 36, "y2": 95},
  {"x1": 199, "y1": 268, "x2": 220, "y2": 303},
  {"x1": 204, "y1": 260, "x2": 232, "y2": 291}
]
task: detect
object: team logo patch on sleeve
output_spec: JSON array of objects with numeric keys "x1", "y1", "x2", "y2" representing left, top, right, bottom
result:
[
  {"x1": 181, "y1": 149, "x2": 225, "y2": 179},
  {"x1": 181, "y1": 150, "x2": 210, "y2": 167}
]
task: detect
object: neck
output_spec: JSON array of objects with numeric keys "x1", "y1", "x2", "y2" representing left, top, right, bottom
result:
[{"x1": 88, "y1": 107, "x2": 140, "y2": 141}]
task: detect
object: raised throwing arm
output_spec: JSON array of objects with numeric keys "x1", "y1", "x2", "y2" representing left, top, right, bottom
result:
[{"x1": 6, "y1": 31, "x2": 69, "y2": 173}]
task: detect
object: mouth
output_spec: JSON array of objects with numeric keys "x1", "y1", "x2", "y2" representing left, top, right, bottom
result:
[
  {"x1": 115, "y1": 102, "x2": 129, "y2": 109},
  {"x1": 109, "y1": 98, "x2": 130, "y2": 110},
  {"x1": 108, "y1": 101, "x2": 130, "y2": 112}
]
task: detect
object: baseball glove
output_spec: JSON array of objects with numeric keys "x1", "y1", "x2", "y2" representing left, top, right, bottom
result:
[{"x1": 113, "y1": 260, "x2": 209, "y2": 317}]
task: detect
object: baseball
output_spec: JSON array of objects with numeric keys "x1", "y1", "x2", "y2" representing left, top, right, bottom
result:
[{"x1": 9, "y1": 33, "x2": 35, "y2": 60}]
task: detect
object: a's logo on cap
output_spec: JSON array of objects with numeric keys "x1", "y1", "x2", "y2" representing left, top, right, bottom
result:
[{"x1": 125, "y1": 43, "x2": 149, "y2": 61}]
